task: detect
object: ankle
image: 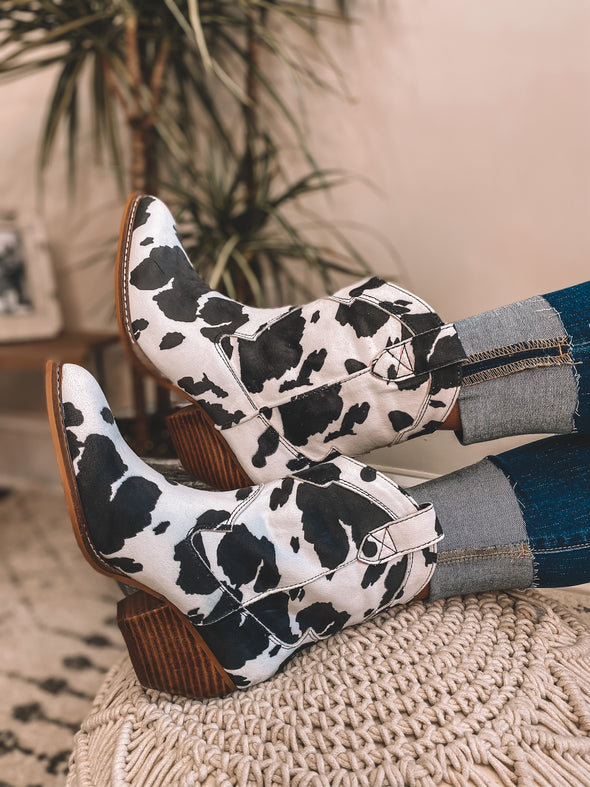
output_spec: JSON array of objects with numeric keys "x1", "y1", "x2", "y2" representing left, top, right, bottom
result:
[
  {"x1": 439, "y1": 402, "x2": 461, "y2": 431},
  {"x1": 412, "y1": 432, "x2": 590, "y2": 600},
  {"x1": 411, "y1": 459, "x2": 532, "y2": 600}
]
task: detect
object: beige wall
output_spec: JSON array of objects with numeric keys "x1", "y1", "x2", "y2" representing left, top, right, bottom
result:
[
  {"x1": 0, "y1": 65, "x2": 129, "y2": 414},
  {"x1": 2, "y1": 1, "x2": 590, "y2": 475},
  {"x1": 282, "y1": 0, "x2": 590, "y2": 475},
  {"x1": 1, "y1": 65, "x2": 123, "y2": 330}
]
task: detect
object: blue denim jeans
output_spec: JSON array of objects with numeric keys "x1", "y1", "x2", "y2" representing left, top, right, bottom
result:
[
  {"x1": 411, "y1": 281, "x2": 590, "y2": 599},
  {"x1": 490, "y1": 435, "x2": 590, "y2": 588},
  {"x1": 455, "y1": 280, "x2": 590, "y2": 443},
  {"x1": 543, "y1": 282, "x2": 590, "y2": 434},
  {"x1": 412, "y1": 435, "x2": 590, "y2": 598}
]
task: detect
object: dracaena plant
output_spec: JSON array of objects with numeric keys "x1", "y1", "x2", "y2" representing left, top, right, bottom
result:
[
  {"x1": 171, "y1": 135, "x2": 371, "y2": 306},
  {"x1": 0, "y1": 0, "x2": 370, "y2": 305}
]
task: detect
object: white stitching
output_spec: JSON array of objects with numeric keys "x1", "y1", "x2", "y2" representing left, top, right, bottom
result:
[{"x1": 122, "y1": 195, "x2": 141, "y2": 340}]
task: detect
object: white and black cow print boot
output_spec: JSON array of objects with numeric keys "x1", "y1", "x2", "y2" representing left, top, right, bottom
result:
[
  {"x1": 47, "y1": 362, "x2": 442, "y2": 698},
  {"x1": 117, "y1": 194, "x2": 465, "y2": 490}
]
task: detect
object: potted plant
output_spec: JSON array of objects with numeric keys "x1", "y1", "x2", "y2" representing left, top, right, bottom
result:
[
  {"x1": 0, "y1": 0, "x2": 375, "y2": 449},
  {"x1": 0, "y1": 1, "x2": 368, "y2": 297}
]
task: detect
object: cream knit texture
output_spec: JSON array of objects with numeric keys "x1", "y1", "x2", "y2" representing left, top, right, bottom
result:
[{"x1": 67, "y1": 590, "x2": 590, "y2": 787}]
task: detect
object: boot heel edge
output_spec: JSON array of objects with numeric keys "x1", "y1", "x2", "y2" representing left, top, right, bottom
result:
[
  {"x1": 117, "y1": 591, "x2": 235, "y2": 699},
  {"x1": 166, "y1": 404, "x2": 252, "y2": 490}
]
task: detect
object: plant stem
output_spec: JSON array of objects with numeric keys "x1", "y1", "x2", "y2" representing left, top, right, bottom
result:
[
  {"x1": 236, "y1": 8, "x2": 262, "y2": 303},
  {"x1": 244, "y1": 11, "x2": 259, "y2": 211},
  {"x1": 126, "y1": 13, "x2": 146, "y2": 191}
]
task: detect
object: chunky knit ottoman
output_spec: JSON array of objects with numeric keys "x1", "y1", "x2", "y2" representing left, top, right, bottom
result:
[{"x1": 66, "y1": 590, "x2": 590, "y2": 787}]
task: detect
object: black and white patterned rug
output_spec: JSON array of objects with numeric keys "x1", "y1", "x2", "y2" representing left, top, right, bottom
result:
[
  {"x1": 0, "y1": 490, "x2": 124, "y2": 787},
  {"x1": 1, "y1": 484, "x2": 590, "y2": 787}
]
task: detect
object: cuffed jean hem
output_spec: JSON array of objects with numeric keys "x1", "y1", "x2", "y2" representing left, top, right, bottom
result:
[
  {"x1": 411, "y1": 460, "x2": 534, "y2": 600},
  {"x1": 455, "y1": 293, "x2": 578, "y2": 443},
  {"x1": 411, "y1": 434, "x2": 590, "y2": 598}
]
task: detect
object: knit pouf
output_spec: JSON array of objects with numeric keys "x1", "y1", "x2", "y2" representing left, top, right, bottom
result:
[{"x1": 66, "y1": 590, "x2": 590, "y2": 787}]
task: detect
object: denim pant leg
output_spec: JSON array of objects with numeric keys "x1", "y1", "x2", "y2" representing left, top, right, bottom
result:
[
  {"x1": 489, "y1": 434, "x2": 590, "y2": 588},
  {"x1": 411, "y1": 434, "x2": 590, "y2": 598},
  {"x1": 455, "y1": 281, "x2": 590, "y2": 442},
  {"x1": 543, "y1": 283, "x2": 590, "y2": 434}
]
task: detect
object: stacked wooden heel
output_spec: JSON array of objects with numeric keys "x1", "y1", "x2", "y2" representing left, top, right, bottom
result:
[{"x1": 166, "y1": 403, "x2": 252, "y2": 491}]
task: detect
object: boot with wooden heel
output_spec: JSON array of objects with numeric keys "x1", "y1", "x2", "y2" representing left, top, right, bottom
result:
[
  {"x1": 47, "y1": 361, "x2": 440, "y2": 697},
  {"x1": 116, "y1": 193, "x2": 465, "y2": 490}
]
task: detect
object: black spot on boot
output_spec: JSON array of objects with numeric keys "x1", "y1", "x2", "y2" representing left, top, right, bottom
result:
[
  {"x1": 198, "y1": 608, "x2": 278, "y2": 670},
  {"x1": 66, "y1": 429, "x2": 83, "y2": 460},
  {"x1": 378, "y1": 557, "x2": 408, "y2": 608},
  {"x1": 345, "y1": 358, "x2": 366, "y2": 374},
  {"x1": 423, "y1": 547, "x2": 437, "y2": 566},
  {"x1": 130, "y1": 245, "x2": 188, "y2": 290},
  {"x1": 194, "y1": 509, "x2": 231, "y2": 529},
  {"x1": 296, "y1": 602, "x2": 350, "y2": 639},
  {"x1": 131, "y1": 318, "x2": 148, "y2": 339},
  {"x1": 252, "y1": 426, "x2": 280, "y2": 469},
  {"x1": 324, "y1": 401, "x2": 370, "y2": 442},
  {"x1": 108, "y1": 556, "x2": 144, "y2": 573},
  {"x1": 216, "y1": 523, "x2": 280, "y2": 593},
  {"x1": 197, "y1": 297, "x2": 249, "y2": 339},
  {"x1": 335, "y1": 300, "x2": 390, "y2": 338},
  {"x1": 269, "y1": 477, "x2": 295, "y2": 510},
  {"x1": 278, "y1": 385, "x2": 344, "y2": 447},
  {"x1": 176, "y1": 535, "x2": 221, "y2": 599},
  {"x1": 388, "y1": 410, "x2": 414, "y2": 432},
  {"x1": 278, "y1": 349, "x2": 327, "y2": 393},
  {"x1": 134, "y1": 196, "x2": 155, "y2": 229},
  {"x1": 248, "y1": 592, "x2": 299, "y2": 645},
  {"x1": 238, "y1": 309, "x2": 306, "y2": 394},
  {"x1": 63, "y1": 402, "x2": 84, "y2": 427},
  {"x1": 348, "y1": 277, "x2": 385, "y2": 298},
  {"x1": 361, "y1": 562, "x2": 388, "y2": 589},
  {"x1": 76, "y1": 434, "x2": 161, "y2": 554},
  {"x1": 159, "y1": 332, "x2": 186, "y2": 350},
  {"x1": 178, "y1": 374, "x2": 228, "y2": 400},
  {"x1": 295, "y1": 479, "x2": 390, "y2": 568}
]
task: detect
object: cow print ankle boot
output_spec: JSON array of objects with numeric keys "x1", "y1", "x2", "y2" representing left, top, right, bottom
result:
[
  {"x1": 117, "y1": 194, "x2": 465, "y2": 490},
  {"x1": 47, "y1": 362, "x2": 442, "y2": 698}
]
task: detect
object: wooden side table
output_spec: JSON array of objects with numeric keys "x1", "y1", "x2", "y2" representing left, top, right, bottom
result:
[
  {"x1": 0, "y1": 330, "x2": 119, "y2": 385},
  {"x1": 0, "y1": 331, "x2": 150, "y2": 489},
  {"x1": 0, "y1": 331, "x2": 158, "y2": 480}
]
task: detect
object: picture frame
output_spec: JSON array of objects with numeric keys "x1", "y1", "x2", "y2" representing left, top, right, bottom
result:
[{"x1": 0, "y1": 211, "x2": 62, "y2": 342}]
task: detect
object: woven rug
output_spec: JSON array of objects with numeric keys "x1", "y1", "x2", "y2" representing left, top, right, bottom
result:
[
  {"x1": 0, "y1": 490, "x2": 125, "y2": 787},
  {"x1": 66, "y1": 590, "x2": 590, "y2": 787},
  {"x1": 3, "y1": 484, "x2": 590, "y2": 787}
]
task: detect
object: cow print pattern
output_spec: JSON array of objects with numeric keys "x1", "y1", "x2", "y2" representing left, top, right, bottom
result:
[
  {"x1": 58, "y1": 364, "x2": 442, "y2": 688},
  {"x1": 122, "y1": 195, "x2": 465, "y2": 483}
]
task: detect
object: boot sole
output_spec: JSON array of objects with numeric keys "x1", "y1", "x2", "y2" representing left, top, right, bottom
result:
[
  {"x1": 45, "y1": 360, "x2": 236, "y2": 699},
  {"x1": 115, "y1": 192, "x2": 252, "y2": 490}
]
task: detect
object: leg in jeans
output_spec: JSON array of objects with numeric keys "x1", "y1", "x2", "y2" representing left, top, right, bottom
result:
[
  {"x1": 454, "y1": 281, "x2": 590, "y2": 443},
  {"x1": 48, "y1": 361, "x2": 589, "y2": 696},
  {"x1": 411, "y1": 434, "x2": 590, "y2": 598}
]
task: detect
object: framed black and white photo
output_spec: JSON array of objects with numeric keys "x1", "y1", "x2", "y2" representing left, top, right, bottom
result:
[{"x1": 0, "y1": 212, "x2": 62, "y2": 342}]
